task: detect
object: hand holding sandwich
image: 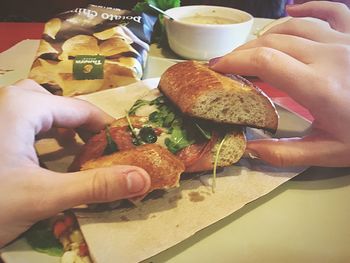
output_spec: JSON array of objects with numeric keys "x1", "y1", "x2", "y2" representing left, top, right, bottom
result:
[
  {"x1": 210, "y1": 1, "x2": 350, "y2": 167},
  {"x1": 0, "y1": 79, "x2": 151, "y2": 247}
]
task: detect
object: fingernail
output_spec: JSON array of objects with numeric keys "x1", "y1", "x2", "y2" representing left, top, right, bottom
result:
[
  {"x1": 209, "y1": 56, "x2": 222, "y2": 67},
  {"x1": 126, "y1": 171, "x2": 146, "y2": 193}
]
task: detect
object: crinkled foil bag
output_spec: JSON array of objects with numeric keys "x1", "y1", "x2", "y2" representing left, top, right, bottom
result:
[{"x1": 29, "y1": 5, "x2": 157, "y2": 96}]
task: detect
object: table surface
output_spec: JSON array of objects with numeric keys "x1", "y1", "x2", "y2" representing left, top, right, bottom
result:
[{"x1": 1, "y1": 22, "x2": 350, "y2": 263}]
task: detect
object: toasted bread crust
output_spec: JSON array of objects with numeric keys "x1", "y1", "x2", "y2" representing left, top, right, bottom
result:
[
  {"x1": 69, "y1": 116, "x2": 148, "y2": 172},
  {"x1": 159, "y1": 61, "x2": 222, "y2": 113},
  {"x1": 81, "y1": 144, "x2": 185, "y2": 192},
  {"x1": 158, "y1": 61, "x2": 279, "y2": 133},
  {"x1": 185, "y1": 129, "x2": 246, "y2": 173}
]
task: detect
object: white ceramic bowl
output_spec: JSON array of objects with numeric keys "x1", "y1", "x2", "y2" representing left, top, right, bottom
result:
[{"x1": 164, "y1": 5, "x2": 253, "y2": 61}]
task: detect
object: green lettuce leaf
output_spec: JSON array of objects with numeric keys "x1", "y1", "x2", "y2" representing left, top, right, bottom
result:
[
  {"x1": 165, "y1": 118, "x2": 195, "y2": 153},
  {"x1": 133, "y1": 0, "x2": 181, "y2": 14},
  {"x1": 132, "y1": 0, "x2": 181, "y2": 46},
  {"x1": 103, "y1": 126, "x2": 119, "y2": 155},
  {"x1": 25, "y1": 220, "x2": 63, "y2": 257}
]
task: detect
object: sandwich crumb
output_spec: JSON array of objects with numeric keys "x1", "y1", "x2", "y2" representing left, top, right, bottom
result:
[
  {"x1": 188, "y1": 192, "x2": 205, "y2": 202},
  {"x1": 120, "y1": 215, "x2": 130, "y2": 221}
]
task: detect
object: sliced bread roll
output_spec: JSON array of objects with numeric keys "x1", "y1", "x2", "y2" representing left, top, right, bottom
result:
[
  {"x1": 183, "y1": 129, "x2": 246, "y2": 173},
  {"x1": 158, "y1": 60, "x2": 279, "y2": 133},
  {"x1": 81, "y1": 144, "x2": 185, "y2": 193}
]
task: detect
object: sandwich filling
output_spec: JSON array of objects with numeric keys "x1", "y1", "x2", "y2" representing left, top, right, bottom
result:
[{"x1": 70, "y1": 94, "x2": 238, "y2": 173}]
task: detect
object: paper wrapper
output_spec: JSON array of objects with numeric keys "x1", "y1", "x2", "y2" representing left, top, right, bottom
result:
[
  {"x1": 36, "y1": 78, "x2": 304, "y2": 263},
  {"x1": 76, "y1": 164, "x2": 303, "y2": 263}
]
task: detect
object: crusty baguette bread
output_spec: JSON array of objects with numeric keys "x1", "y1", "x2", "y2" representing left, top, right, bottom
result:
[
  {"x1": 68, "y1": 116, "x2": 147, "y2": 172},
  {"x1": 184, "y1": 129, "x2": 246, "y2": 173},
  {"x1": 158, "y1": 61, "x2": 279, "y2": 133},
  {"x1": 212, "y1": 130, "x2": 246, "y2": 167},
  {"x1": 81, "y1": 144, "x2": 185, "y2": 193}
]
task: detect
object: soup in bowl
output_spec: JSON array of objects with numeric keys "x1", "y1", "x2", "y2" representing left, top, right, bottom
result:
[
  {"x1": 180, "y1": 15, "x2": 242, "y2": 25},
  {"x1": 164, "y1": 6, "x2": 253, "y2": 60}
]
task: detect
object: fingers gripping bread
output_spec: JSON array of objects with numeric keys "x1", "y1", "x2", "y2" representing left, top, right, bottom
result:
[
  {"x1": 81, "y1": 144, "x2": 185, "y2": 192},
  {"x1": 158, "y1": 61, "x2": 279, "y2": 133}
]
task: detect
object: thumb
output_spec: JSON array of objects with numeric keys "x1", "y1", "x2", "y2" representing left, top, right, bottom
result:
[
  {"x1": 245, "y1": 133, "x2": 350, "y2": 167},
  {"x1": 45, "y1": 165, "x2": 151, "y2": 212}
]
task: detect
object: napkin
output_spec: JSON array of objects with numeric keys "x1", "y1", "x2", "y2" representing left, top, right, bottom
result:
[{"x1": 0, "y1": 40, "x2": 39, "y2": 86}]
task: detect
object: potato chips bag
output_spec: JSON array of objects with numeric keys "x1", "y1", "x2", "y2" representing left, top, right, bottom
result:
[{"x1": 29, "y1": 5, "x2": 157, "y2": 96}]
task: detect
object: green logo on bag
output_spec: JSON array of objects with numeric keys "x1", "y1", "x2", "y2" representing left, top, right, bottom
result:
[{"x1": 73, "y1": 55, "x2": 105, "y2": 80}]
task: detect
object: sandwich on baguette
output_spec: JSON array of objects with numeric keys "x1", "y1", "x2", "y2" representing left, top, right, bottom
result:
[{"x1": 70, "y1": 60, "x2": 278, "y2": 199}]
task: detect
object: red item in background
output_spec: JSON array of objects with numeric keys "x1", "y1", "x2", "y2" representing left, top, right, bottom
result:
[
  {"x1": 252, "y1": 79, "x2": 313, "y2": 121},
  {"x1": 0, "y1": 22, "x2": 44, "y2": 52}
]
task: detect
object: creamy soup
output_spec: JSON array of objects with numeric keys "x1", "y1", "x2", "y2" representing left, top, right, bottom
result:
[{"x1": 180, "y1": 15, "x2": 242, "y2": 25}]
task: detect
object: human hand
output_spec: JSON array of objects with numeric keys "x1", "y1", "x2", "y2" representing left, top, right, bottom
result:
[
  {"x1": 0, "y1": 80, "x2": 151, "y2": 247},
  {"x1": 209, "y1": 1, "x2": 350, "y2": 167}
]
